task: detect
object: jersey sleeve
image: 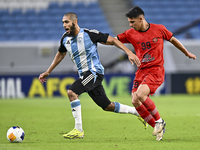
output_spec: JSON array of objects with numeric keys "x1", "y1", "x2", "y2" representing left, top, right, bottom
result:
[
  {"x1": 58, "y1": 34, "x2": 67, "y2": 53},
  {"x1": 159, "y1": 25, "x2": 173, "y2": 41},
  {"x1": 84, "y1": 29, "x2": 109, "y2": 43},
  {"x1": 117, "y1": 31, "x2": 130, "y2": 43}
]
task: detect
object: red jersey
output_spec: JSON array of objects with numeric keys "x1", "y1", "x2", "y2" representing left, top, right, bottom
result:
[{"x1": 117, "y1": 23, "x2": 173, "y2": 69}]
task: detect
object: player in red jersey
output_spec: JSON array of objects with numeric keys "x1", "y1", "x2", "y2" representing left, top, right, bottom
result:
[{"x1": 117, "y1": 6, "x2": 196, "y2": 141}]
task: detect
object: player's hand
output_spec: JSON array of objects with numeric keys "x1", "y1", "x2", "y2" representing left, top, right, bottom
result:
[
  {"x1": 128, "y1": 53, "x2": 141, "y2": 67},
  {"x1": 186, "y1": 52, "x2": 197, "y2": 60},
  {"x1": 38, "y1": 72, "x2": 50, "y2": 83}
]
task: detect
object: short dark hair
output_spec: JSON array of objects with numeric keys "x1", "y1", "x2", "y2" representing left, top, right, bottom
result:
[
  {"x1": 126, "y1": 6, "x2": 144, "y2": 18},
  {"x1": 64, "y1": 12, "x2": 78, "y2": 21}
]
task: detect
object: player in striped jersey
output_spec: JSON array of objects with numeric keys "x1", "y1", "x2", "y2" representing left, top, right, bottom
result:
[{"x1": 39, "y1": 12, "x2": 147, "y2": 139}]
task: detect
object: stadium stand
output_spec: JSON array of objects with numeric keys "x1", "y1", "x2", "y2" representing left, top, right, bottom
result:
[
  {"x1": 0, "y1": 0, "x2": 114, "y2": 41},
  {"x1": 0, "y1": 0, "x2": 199, "y2": 75},
  {"x1": 132, "y1": 0, "x2": 200, "y2": 39},
  {"x1": 1, "y1": 0, "x2": 199, "y2": 41}
]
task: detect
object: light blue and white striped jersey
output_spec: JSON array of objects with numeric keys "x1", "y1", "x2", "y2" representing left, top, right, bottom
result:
[{"x1": 58, "y1": 28, "x2": 109, "y2": 77}]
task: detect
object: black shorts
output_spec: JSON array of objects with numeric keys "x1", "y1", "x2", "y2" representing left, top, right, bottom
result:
[{"x1": 69, "y1": 71, "x2": 111, "y2": 109}]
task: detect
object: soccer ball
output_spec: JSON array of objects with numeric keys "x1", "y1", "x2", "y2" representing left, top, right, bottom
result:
[{"x1": 7, "y1": 126, "x2": 25, "y2": 143}]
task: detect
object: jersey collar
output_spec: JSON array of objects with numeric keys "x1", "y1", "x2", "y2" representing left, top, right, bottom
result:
[{"x1": 139, "y1": 23, "x2": 150, "y2": 32}]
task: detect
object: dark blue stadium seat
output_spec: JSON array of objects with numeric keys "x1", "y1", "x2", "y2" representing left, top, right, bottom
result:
[
  {"x1": 10, "y1": 10, "x2": 23, "y2": 17},
  {"x1": 21, "y1": 34, "x2": 36, "y2": 41},
  {"x1": 61, "y1": 2, "x2": 73, "y2": 9},
  {"x1": 0, "y1": 9, "x2": 9, "y2": 17},
  {"x1": 1, "y1": 14, "x2": 13, "y2": 22},
  {"x1": 73, "y1": 2, "x2": 85, "y2": 9},
  {"x1": 27, "y1": 15, "x2": 39, "y2": 22},
  {"x1": 24, "y1": 9, "x2": 36, "y2": 17},
  {"x1": 0, "y1": 27, "x2": 6, "y2": 35},
  {"x1": 48, "y1": 2, "x2": 60, "y2": 9},
  {"x1": 87, "y1": 2, "x2": 100, "y2": 8}
]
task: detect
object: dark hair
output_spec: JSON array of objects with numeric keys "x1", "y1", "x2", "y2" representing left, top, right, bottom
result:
[
  {"x1": 126, "y1": 6, "x2": 144, "y2": 18},
  {"x1": 64, "y1": 12, "x2": 78, "y2": 21}
]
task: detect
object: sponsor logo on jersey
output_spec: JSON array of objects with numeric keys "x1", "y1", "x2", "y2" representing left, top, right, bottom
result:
[
  {"x1": 141, "y1": 53, "x2": 155, "y2": 62},
  {"x1": 153, "y1": 37, "x2": 158, "y2": 43}
]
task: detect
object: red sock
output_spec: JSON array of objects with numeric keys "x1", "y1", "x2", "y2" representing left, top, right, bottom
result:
[
  {"x1": 142, "y1": 97, "x2": 161, "y2": 121},
  {"x1": 136, "y1": 104, "x2": 155, "y2": 128}
]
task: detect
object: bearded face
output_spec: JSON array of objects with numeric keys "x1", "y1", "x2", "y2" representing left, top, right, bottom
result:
[
  {"x1": 62, "y1": 15, "x2": 77, "y2": 37},
  {"x1": 65, "y1": 22, "x2": 76, "y2": 36}
]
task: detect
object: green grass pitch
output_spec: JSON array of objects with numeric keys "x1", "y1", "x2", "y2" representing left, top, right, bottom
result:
[{"x1": 0, "y1": 94, "x2": 200, "y2": 150}]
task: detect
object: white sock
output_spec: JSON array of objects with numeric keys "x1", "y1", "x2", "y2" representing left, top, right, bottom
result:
[
  {"x1": 70, "y1": 99, "x2": 83, "y2": 132},
  {"x1": 155, "y1": 118, "x2": 162, "y2": 123},
  {"x1": 114, "y1": 102, "x2": 139, "y2": 116}
]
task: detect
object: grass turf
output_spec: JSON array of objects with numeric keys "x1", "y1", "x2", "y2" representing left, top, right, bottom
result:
[{"x1": 0, "y1": 94, "x2": 200, "y2": 150}]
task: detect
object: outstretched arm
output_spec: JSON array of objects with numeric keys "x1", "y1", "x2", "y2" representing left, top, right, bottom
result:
[
  {"x1": 169, "y1": 36, "x2": 196, "y2": 60},
  {"x1": 102, "y1": 35, "x2": 141, "y2": 67},
  {"x1": 39, "y1": 51, "x2": 67, "y2": 83}
]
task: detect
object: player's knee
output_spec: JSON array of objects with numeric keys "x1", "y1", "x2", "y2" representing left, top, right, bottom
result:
[
  {"x1": 104, "y1": 102, "x2": 115, "y2": 111},
  {"x1": 132, "y1": 97, "x2": 139, "y2": 106},
  {"x1": 67, "y1": 90, "x2": 73, "y2": 97},
  {"x1": 132, "y1": 92, "x2": 141, "y2": 107},
  {"x1": 67, "y1": 90, "x2": 78, "y2": 101}
]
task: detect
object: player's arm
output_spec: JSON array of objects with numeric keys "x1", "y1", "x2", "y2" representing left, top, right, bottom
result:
[
  {"x1": 103, "y1": 35, "x2": 141, "y2": 67},
  {"x1": 169, "y1": 36, "x2": 196, "y2": 60},
  {"x1": 39, "y1": 51, "x2": 67, "y2": 83}
]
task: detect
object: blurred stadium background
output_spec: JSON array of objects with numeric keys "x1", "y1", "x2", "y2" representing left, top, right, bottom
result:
[{"x1": 0, "y1": 0, "x2": 200, "y2": 98}]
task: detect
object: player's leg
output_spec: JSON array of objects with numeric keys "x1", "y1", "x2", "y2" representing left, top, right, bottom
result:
[
  {"x1": 140, "y1": 72, "x2": 166, "y2": 138},
  {"x1": 142, "y1": 96, "x2": 166, "y2": 136},
  {"x1": 63, "y1": 71, "x2": 96, "y2": 139},
  {"x1": 63, "y1": 97, "x2": 84, "y2": 138},
  {"x1": 88, "y1": 84, "x2": 148, "y2": 129},
  {"x1": 63, "y1": 90, "x2": 84, "y2": 139},
  {"x1": 132, "y1": 84, "x2": 156, "y2": 128},
  {"x1": 133, "y1": 85, "x2": 165, "y2": 134},
  {"x1": 132, "y1": 79, "x2": 165, "y2": 140},
  {"x1": 88, "y1": 83, "x2": 139, "y2": 115},
  {"x1": 67, "y1": 90, "x2": 83, "y2": 132}
]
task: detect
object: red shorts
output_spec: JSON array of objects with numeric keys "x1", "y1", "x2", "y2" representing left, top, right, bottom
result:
[{"x1": 132, "y1": 66, "x2": 165, "y2": 95}]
